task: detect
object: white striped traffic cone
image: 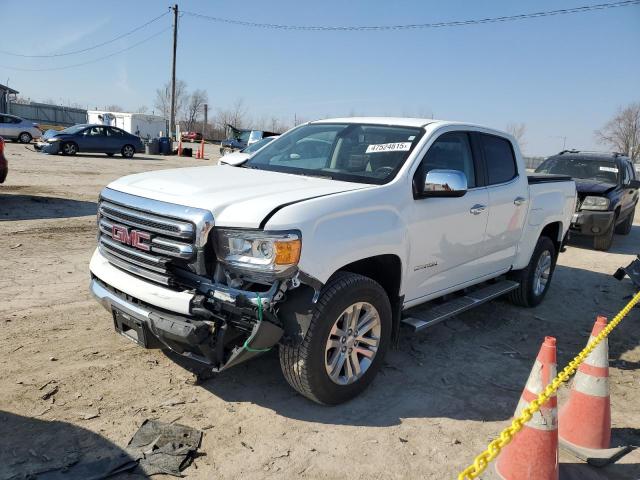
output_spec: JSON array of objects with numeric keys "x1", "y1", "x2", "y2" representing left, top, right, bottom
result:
[
  {"x1": 558, "y1": 315, "x2": 631, "y2": 466},
  {"x1": 495, "y1": 336, "x2": 558, "y2": 480}
]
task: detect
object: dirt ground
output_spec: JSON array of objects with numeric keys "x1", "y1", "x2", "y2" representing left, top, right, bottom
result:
[{"x1": 1, "y1": 141, "x2": 639, "y2": 480}]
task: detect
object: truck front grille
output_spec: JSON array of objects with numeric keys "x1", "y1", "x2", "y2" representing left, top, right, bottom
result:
[{"x1": 97, "y1": 189, "x2": 214, "y2": 287}]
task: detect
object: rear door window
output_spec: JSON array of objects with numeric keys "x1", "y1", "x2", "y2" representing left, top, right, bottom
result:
[{"x1": 480, "y1": 134, "x2": 517, "y2": 185}]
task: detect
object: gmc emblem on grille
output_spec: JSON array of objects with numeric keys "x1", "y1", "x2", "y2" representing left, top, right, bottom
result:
[{"x1": 111, "y1": 224, "x2": 151, "y2": 251}]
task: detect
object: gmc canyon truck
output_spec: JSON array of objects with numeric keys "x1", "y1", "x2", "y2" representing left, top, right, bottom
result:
[{"x1": 90, "y1": 118, "x2": 576, "y2": 404}]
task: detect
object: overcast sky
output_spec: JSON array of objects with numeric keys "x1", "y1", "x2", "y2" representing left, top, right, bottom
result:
[{"x1": 1, "y1": 0, "x2": 638, "y2": 156}]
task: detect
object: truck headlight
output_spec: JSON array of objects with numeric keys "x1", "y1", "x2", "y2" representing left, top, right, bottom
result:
[
  {"x1": 580, "y1": 196, "x2": 609, "y2": 211},
  {"x1": 215, "y1": 229, "x2": 301, "y2": 277}
]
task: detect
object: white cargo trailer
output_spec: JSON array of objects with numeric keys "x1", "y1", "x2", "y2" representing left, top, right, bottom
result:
[{"x1": 87, "y1": 111, "x2": 166, "y2": 140}]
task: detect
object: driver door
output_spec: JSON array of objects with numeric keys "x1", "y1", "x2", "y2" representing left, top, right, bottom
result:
[
  {"x1": 78, "y1": 126, "x2": 106, "y2": 152},
  {"x1": 405, "y1": 131, "x2": 490, "y2": 302}
]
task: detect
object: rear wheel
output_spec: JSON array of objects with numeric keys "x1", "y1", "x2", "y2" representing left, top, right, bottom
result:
[
  {"x1": 121, "y1": 145, "x2": 135, "y2": 158},
  {"x1": 508, "y1": 236, "x2": 556, "y2": 307},
  {"x1": 614, "y1": 208, "x2": 634, "y2": 235},
  {"x1": 61, "y1": 142, "x2": 77, "y2": 156},
  {"x1": 18, "y1": 132, "x2": 32, "y2": 143},
  {"x1": 279, "y1": 272, "x2": 392, "y2": 404}
]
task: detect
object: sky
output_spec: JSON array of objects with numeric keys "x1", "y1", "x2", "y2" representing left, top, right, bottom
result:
[{"x1": 0, "y1": 0, "x2": 638, "y2": 156}]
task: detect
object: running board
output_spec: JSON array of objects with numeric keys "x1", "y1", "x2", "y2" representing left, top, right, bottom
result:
[{"x1": 401, "y1": 280, "x2": 519, "y2": 332}]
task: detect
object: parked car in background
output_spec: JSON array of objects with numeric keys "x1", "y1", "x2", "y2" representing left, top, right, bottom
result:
[
  {"x1": 0, "y1": 137, "x2": 7, "y2": 183},
  {"x1": 0, "y1": 114, "x2": 41, "y2": 143},
  {"x1": 220, "y1": 125, "x2": 280, "y2": 155},
  {"x1": 219, "y1": 135, "x2": 279, "y2": 166},
  {"x1": 535, "y1": 150, "x2": 639, "y2": 250},
  {"x1": 90, "y1": 117, "x2": 576, "y2": 404},
  {"x1": 181, "y1": 131, "x2": 203, "y2": 142},
  {"x1": 36, "y1": 124, "x2": 144, "y2": 158}
]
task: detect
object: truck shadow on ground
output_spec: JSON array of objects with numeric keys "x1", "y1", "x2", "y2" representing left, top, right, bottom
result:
[
  {"x1": 0, "y1": 194, "x2": 97, "y2": 221},
  {"x1": 568, "y1": 224, "x2": 639, "y2": 255},
  {"x1": 168, "y1": 264, "x2": 640, "y2": 427},
  {"x1": 0, "y1": 411, "x2": 145, "y2": 479}
]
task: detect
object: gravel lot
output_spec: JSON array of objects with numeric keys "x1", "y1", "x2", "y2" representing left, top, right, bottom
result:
[{"x1": 1, "y1": 141, "x2": 639, "y2": 480}]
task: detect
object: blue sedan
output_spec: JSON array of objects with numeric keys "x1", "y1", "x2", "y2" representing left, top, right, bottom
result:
[{"x1": 37, "y1": 124, "x2": 144, "y2": 158}]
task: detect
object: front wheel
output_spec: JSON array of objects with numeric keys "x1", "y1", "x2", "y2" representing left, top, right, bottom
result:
[
  {"x1": 614, "y1": 208, "x2": 634, "y2": 235},
  {"x1": 18, "y1": 132, "x2": 32, "y2": 143},
  {"x1": 121, "y1": 145, "x2": 135, "y2": 158},
  {"x1": 61, "y1": 142, "x2": 77, "y2": 156},
  {"x1": 594, "y1": 218, "x2": 616, "y2": 251},
  {"x1": 508, "y1": 236, "x2": 557, "y2": 307},
  {"x1": 279, "y1": 272, "x2": 392, "y2": 404}
]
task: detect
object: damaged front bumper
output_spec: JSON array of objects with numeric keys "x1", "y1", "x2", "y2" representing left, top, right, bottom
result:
[{"x1": 91, "y1": 276, "x2": 284, "y2": 371}]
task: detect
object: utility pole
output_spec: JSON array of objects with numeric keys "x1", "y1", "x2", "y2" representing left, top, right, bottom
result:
[
  {"x1": 169, "y1": 4, "x2": 179, "y2": 140},
  {"x1": 203, "y1": 103, "x2": 208, "y2": 139}
]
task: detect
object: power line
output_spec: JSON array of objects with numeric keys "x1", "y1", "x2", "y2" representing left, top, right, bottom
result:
[
  {"x1": 183, "y1": 0, "x2": 640, "y2": 31},
  {"x1": 0, "y1": 11, "x2": 169, "y2": 58},
  {"x1": 0, "y1": 27, "x2": 171, "y2": 72}
]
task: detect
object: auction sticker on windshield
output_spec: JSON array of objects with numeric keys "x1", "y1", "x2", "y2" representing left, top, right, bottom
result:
[
  {"x1": 366, "y1": 142, "x2": 412, "y2": 153},
  {"x1": 599, "y1": 166, "x2": 619, "y2": 173}
]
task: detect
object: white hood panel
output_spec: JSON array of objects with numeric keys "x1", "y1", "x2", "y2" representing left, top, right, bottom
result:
[{"x1": 107, "y1": 165, "x2": 368, "y2": 228}]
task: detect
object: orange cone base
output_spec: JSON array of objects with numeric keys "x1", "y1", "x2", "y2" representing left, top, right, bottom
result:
[
  {"x1": 559, "y1": 438, "x2": 631, "y2": 467},
  {"x1": 495, "y1": 427, "x2": 558, "y2": 480},
  {"x1": 559, "y1": 391, "x2": 611, "y2": 449}
]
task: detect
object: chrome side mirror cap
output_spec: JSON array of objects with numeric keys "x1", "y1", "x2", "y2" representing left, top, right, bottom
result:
[{"x1": 422, "y1": 169, "x2": 468, "y2": 197}]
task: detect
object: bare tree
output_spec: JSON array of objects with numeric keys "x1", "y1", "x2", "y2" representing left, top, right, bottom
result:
[
  {"x1": 154, "y1": 80, "x2": 187, "y2": 121},
  {"x1": 595, "y1": 102, "x2": 640, "y2": 160},
  {"x1": 230, "y1": 98, "x2": 248, "y2": 128},
  {"x1": 506, "y1": 122, "x2": 527, "y2": 150},
  {"x1": 136, "y1": 105, "x2": 149, "y2": 114},
  {"x1": 105, "y1": 104, "x2": 123, "y2": 112},
  {"x1": 182, "y1": 89, "x2": 208, "y2": 131}
]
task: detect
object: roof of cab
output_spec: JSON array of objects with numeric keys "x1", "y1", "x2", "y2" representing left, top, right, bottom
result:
[{"x1": 311, "y1": 117, "x2": 440, "y2": 128}]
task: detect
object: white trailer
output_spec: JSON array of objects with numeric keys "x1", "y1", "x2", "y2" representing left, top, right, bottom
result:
[{"x1": 87, "y1": 111, "x2": 166, "y2": 140}]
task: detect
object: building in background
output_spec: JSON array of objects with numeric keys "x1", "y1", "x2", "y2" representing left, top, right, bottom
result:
[{"x1": 0, "y1": 84, "x2": 19, "y2": 114}]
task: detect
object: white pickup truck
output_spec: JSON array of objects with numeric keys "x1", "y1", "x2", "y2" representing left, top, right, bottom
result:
[{"x1": 90, "y1": 117, "x2": 576, "y2": 404}]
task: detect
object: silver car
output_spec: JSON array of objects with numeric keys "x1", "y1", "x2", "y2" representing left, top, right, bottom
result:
[{"x1": 0, "y1": 114, "x2": 41, "y2": 143}]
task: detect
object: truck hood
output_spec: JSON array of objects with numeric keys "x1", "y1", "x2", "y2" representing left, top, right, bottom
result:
[
  {"x1": 574, "y1": 179, "x2": 617, "y2": 195},
  {"x1": 107, "y1": 165, "x2": 370, "y2": 228}
]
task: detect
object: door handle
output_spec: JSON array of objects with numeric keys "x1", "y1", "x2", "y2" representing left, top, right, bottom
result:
[
  {"x1": 514, "y1": 196, "x2": 527, "y2": 206},
  {"x1": 470, "y1": 204, "x2": 486, "y2": 215}
]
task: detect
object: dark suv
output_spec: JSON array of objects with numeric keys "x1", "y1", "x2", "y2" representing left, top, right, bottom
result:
[{"x1": 535, "y1": 151, "x2": 639, "y2": 251}]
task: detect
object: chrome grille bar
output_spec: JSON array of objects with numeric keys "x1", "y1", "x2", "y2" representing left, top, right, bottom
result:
[
  {"x1": 99, "y1": 201, "x2": 194, "y2": 240},
  {"x1": 99, "y1": 247, "x2": 172, "y2": 285}
]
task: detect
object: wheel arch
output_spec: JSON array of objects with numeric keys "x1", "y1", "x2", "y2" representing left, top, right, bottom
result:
[
  {"x1": 330, "y1": 254, "x2": 404, "y2": 344},
  {"x1": 539, "y1": 221, "x2": 562, "y2": 254}
]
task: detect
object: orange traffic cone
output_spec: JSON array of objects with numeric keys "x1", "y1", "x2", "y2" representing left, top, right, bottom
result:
[
  {"x1": 177, "y1": 139, "x2": 183, "y2": 156},
  {"x1": 558, "y1": 316, "x2": 631, "y2": 466},
  {"x1": 199, "y1": 139, "x2": 205, "y2": 159},
  {"x1": 495, "y1": 336, "x2": 558, "y2": 480}
]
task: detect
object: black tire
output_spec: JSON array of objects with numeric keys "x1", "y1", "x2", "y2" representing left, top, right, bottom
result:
[
  {"x1": 61, "y1": 142, "x2": 78, "y2": 156},
  {"x1": 593, "y1": 216, "x2": 616, "y2": 251},
  {"x1": 279, "y1": 272, "x2": 392, "y2": 405},
  {"x1": 507, "y1": 236, "x2": 557, "y2": 307},
  {"x1": 614, "y1": 208, "x2": 634, "y2": 235},
  {"x1": 121, "y1": 144, "x2": 135, "y2": 158},
  {"x1": 18, "y1": 132, "x2": 32, "y2": 144},
  {"x1": 106, "y1": 153, "x2": 115, "y2": 157}
]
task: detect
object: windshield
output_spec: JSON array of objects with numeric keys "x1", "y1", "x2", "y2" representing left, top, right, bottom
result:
[
  {"x1": 245, "y1": 123, "x2": 424, "y2": 184},
  {"x1": 60, "y1": 124, "x2": 88, "y2": 135},
  {"x1": 535, "y1": 157, "x2": 619, "y2": 183},
  {"x1": 242, "y1": 136, "x2": 276, "y2": 154}
]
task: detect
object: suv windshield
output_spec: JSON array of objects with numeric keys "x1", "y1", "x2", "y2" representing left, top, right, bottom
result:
[
  {"x1": 535, "y1": 157, "x2": 619, "y2": 184},
  {"x1": 245, "y1": 123, "x2": 424, "y2": 184}
]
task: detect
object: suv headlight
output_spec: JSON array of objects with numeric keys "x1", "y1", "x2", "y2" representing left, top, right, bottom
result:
[
  {"x1": 580, "y1": 196, "x2": 609, "y2": 211},
  {"x1": 215, "y1": 229, "x2": 301, "y2": 278}
]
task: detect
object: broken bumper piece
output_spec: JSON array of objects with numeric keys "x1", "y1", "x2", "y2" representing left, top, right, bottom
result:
[
  {"x1": 90, "y1": 276, "x2": 283, "y2": 371},
  {"x1": 614, "y1": 255, "x2": 640, "y2": 289}
]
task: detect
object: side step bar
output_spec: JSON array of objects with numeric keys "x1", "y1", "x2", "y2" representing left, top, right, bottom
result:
[{"x1": 401, "y1": 280, "x2": 519, "y2": 332}]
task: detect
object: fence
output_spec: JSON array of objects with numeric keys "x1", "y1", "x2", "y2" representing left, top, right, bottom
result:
[{"x1": 8, "y1": 102, "x2": 87, "y2": 127}]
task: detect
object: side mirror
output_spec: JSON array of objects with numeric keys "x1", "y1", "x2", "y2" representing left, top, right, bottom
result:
[{"x1": 421, "y1": 169, "x2": 468, "y2": 198}]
